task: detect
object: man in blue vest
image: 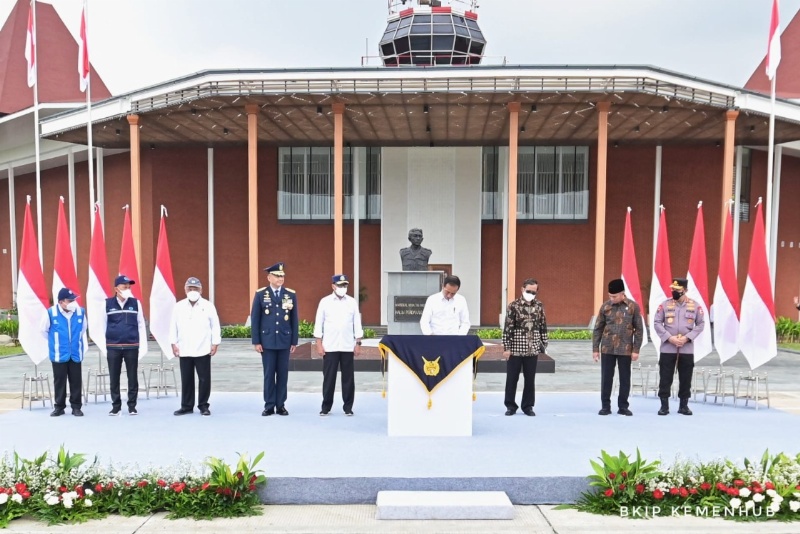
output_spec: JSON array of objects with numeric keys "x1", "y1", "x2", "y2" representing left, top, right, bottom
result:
[
  {"x1": 103, "y1": 274, "x2": 148, "y2": 416},
  {"x1": 43, "y1": 288, "x2": 88, "y2": 417},
  {"x1": 250, "y1": 262, "x2": 298, "y2": 416}
]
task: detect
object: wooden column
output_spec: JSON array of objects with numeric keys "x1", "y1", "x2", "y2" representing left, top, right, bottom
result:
[
  {"x1": 246, "y1": 104, "x2": 260, "y2": 299},
  {"x1": 333, "y1": 102, "x2": 345, "y2": 274},
  {"x1": 720, "y1": 110, "x2": 739, "y2": 246},
  {"x1": 506, "y1": 102, "x2": 520, "y2": 306},
  {"x1": 127, "y1": 114, "x2": 142, "y2": 278},
  {"x1": 593, "y1": 102, "x2": 611, "y2": 313}
]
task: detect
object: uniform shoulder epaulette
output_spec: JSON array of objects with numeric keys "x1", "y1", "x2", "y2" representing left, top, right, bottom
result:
[
  {"x1": 257, "y1": 286, "x2": 267, "y2": 292},
  {"x1": 284, "y1": 288, "x2": 296, "y2": 294},
  {"x1": 686, "y1": 297, "x2": 696, "y2": 305}
]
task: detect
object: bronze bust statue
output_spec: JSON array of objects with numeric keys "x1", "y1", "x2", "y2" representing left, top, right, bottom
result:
[{"x1": 399, "y1": 228, "x2": 432, "y2": 271}]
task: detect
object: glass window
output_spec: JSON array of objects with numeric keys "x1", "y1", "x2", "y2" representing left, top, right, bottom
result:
[
  {"x1": 394, "y1": 36, "x2": 410, "y2": 54},
  {"x1": 410, "y1": 36, "x2": 432, "y2": 51},
  {"x1": 395, "y1": 25, "x2": 410, "y2": 38},
  {"x1": 278, "y1": 147, "x2": 382, "y2": 221},
  {"x1": 413, "y1": 14, "x2": 431, "y2": 23},
  {"x1": 410, "y1": 23, "x2": 431, "y2": 34},
  {"x1": 381, "y1": 42, "x2": 395, "y2": 57},
  {"x1": 469, "y1": 41, "x2": 484, "y2": 55},
  {"x1": 432, "y1": 24, "x2": 453, "y2": 34},
  {"x1": 433, "y1": 14, "x2": 452, "y2": 23},
  {"x1": 454, "y1": 36, "x2": 470, "y2": 53},
  {"x1": 465, "y1": 18, "x2": 479, "y2": 30},
  {"x1": 454, "y1": 25, "x2": 469, "y2": 37},
  {"x1": 739, "y1": 148, "x2": 751, "y2": 223},
  {"x1": 432, "y1": 35, "x2": 454, "y2": 51},
  {"x1": 398, "y1": 16, "x2": 412, "y2": 28},
  {"x1": 387, "y1": 19, "x2": 400, "y2": 31}
]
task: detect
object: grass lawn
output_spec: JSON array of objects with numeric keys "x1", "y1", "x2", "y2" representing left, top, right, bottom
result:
[
  {"x1": 0, "y1": 345, "x2": 23, "y2": 357},
  {"x1": 779, "y1": 343, "x2": 800, "y2": 352}
]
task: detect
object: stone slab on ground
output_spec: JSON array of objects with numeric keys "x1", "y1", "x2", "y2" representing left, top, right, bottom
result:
[{"x1": 375, "y1": 490, "x2": 514, "y2": 520}]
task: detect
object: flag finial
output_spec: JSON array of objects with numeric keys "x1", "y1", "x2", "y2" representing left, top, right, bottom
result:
[
  {"x1": 26, "y1": 195, "x2": 31, "y2": 204},
  {"x1": 161, "y1": 205, "x2": 168, "y2": 217},
  {"x1": 659, "y1": 204, "x2": 665, "y2": 212},
  {"x1": 123, "y1": 204, "x2": 129, "y2": 210},
  {"x1": 59, "y1": 196, "x2": 64, "y2": 203},
  {"x1": 697, "y1": 200, "x2": 702, "y2": 208},
  {"x1": 756, "y1": 196, "x2": 763, "y2": 206},
  {"x1": 627, "y1": 206, "x2": 632, "y2": 213}
]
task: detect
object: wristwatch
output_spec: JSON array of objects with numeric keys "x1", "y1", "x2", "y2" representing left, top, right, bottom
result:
[{"x1": 356, "y1": 341, "x2": 362, "y2": 346}]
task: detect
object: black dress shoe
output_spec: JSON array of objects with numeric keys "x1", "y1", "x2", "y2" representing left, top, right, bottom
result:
[
  {"x1": 504, "y1": 409, "x2": 516, "y2": 416},
  {"x1": 174, "y1": 409, "x2": 193, "y2": 416},
  {"x1": 72, "y1": 408, "x2": 84, "y2": 417},
  {"x1": 677, "y1": 405, "x2": 693, "y2": 416},
  {"x1": 523, "y1": 409, "x2": 536, "y2": 416},
  {"x1": 598, "y1": 408, "x2": 612, "y2": 416},
  {"x1": 617, "y1": 408, "x2": 633, "y2": 416},
  {"x1": 201, "y1": 409, "x2": 211, "y2": 417},
  {"x1": 50, "y1": 408, "x2": 65, "y2": 417},
  {"x1": 319, "y1": 410, "x2": 330, "y2": 416},
  {"x1": 262, "y1": 408, "x2": 275, "y2": 416},
  {"x1": 344, "y1": 410, "x2": 354, "y2": 416},
  {"x1": 276, "y1": 407, "x2": 289, "y2": 416}
]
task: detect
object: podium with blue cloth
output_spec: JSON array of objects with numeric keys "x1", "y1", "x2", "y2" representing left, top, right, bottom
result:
[{"x1": 379, "y1": 335, "x2": 484, "y2": 437}]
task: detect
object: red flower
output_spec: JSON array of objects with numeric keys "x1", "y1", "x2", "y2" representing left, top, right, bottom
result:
[
  {"x1": 689, "y1": 488, "x2": 698, "y2": 495},
  {"x1": 202, "y1": 482, "x2": 210, "y2": 491},
  {"x1": 223, "y1": 488, "x2": 232, "y2": 496},
  {"x1": 621, "y1": 471, "x2": 628, "y2": 478},
  {"x1": 0, "y1": 487, "x2": 4, "y2": 493},
  {"x1": 14, "y1": 483, "x2": 27, "y2": 494},
  {"x1": 250, "y1": 475, "x2": 258, "y2": 484},
  {"x1": 106, "y1": 482, "x2": 114, "y2": 491},
  {"x1": 700, "y1": 482, "x2": 711, "y2": 491},
  {"x1": 216, "y1": 488, "x2": 223, "y2": 494},
  {"x1": 796, "y1": 485, "x2": 800, "y2": 491},
  {"x1": 608, "y1": 472, "x2": 616, "y2": 480},
  {"x1": 669, "y1": 487, "x2": 679, "y2": 496},
  {"x1": 727, "y1": 488, "x2": 739, "y2": 497},
  {"x1": 733, "y1": 479, "x2": 745, "y2": 487},
  {"x1": 653, "y1": 489, "x2": 664, "y2": 500},
  {"x1": 59, "y1": 486, "x2": 67, "y2": 493},
  {"x1": 157, "y1": 479, "x2": 167, "y2": 488},
  {"x1": 20, "y1": 491, "x2": 30, "y2": 500},
  {"x1": 679, "y1": 487, "x2": 689, "y2": 498},
  {"x1": 635, "y1": 484, "x2": 645, "y2": 494},
  {"x1": 765, "y1": 482, "x2": 775, "y2": 490},
  {"x1": 753, "y1": 486, "x2": 764, "y2": 494},
  {"x1": 173, "y1": 483, "x2": 186, "y2": 493},
  {"x1": 716, "y1": 482, "x2": 727, "y2": 492},
  {"x1": 236, "y1": 472, "x2": 243, "y2": 480},
  {"x1": 604, "y1": 488, "x2": 614, "y2": 497},
  {"x1": 137, "y1": 480, "x2": 148, "y2": 488},
  {"x1": 124, "y1": 482, "x2": 131, "y2": 488},
  {"x1": 95, "y1": 483, "x2": 103, "y2": 493},
  {"x1": 249, "y1": 484, "x2": 256, "y2": 491},
  {"x1": 619, "y1": 484, "x2": 626, "y2": 491}
]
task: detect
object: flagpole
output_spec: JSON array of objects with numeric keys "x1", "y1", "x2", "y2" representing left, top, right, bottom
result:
[
  {"x1": 84, "y1": 0, "x2": 96, "y2": 230},
  {"x1": 31, "y1": 0, "x2": 43, "y2": 266},
  {"x1": 765, "y1": 75, "x2": 776, "y2": 297}
]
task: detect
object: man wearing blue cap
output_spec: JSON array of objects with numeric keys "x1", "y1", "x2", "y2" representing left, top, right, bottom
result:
[
  {"x1": 313, "y1": 274, "x2": 363, "y2": 416},
  {"x1": 251, "y1": 262, "x2": 298, "y2": 416},
  {"x1": 103, "y1": 274, "x2": 148, "y2": 416},
  {"x1": 42, "y1": 288, "x2": 88, "y2": 417}
]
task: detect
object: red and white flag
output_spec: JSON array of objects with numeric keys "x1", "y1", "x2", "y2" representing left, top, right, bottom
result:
[
  {"x1": 648, "y1": 206, "x2": 672, "y2": 355},
  {"x1": 87, "y1": 204, "x2": 111, "y2": 355},
  {"x1": 621, "y1": 207, "x2": 647, "y2": 349},
  {"x1": 118, "y1": 205, "x2": 142, "y2": 301},
  {"x1": 713, "y1": 203, "x2": 740, "y2": 363},
  {"x1": 149, "y1": 206, "x2": 176, "y2": 359},
  {"x1": 17, "y1": 197, "x2": 49, "y2": 364},
  {"x1": 78, "y1": 3, "x2": 90, "y2": 92},
  {"x1": 685, "y1": 201, "x2": 712, "y2": 361},
  {"x1": 738, "y1": 199, "x2": 777, "y2": 369},
  {"x1": 52, "y1": 197, "x2": 81, "y2": 307},
  {"x1": 24, "y1": 1, "x2": 35, "y2": 87},
  {"x1": 766, "y1": 0, "x2": 782, "y2": 80}
]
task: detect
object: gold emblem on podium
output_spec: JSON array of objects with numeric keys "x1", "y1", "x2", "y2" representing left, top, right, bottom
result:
[{"x1": 422, "y1": 356, "x2": 441, "y2": 377}]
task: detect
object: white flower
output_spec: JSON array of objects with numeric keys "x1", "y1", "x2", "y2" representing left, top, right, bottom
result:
[
  {"x1": 768, "y1": 501, "x2": 781, "y2": 513},
  {"x1": 84, "y1": 489, "x2": 93, "y2": 496},
  {"x1": 84, "y1": 498, "x2": 92, "y2": 508},
  {"x1": 767, "y1": 489, "x2": 778, "y2": 498},
  {"x1": 794, "y1": 492, "x2": 800, "y2": 499},
  {"x1": 773, "y1": 494, "x2": 784, "y2": 503},
  {"x1": 730, "y1": 498, "x2": 742, "y2": 508},
  {"x1": 753, "y1": 493, "x2": 765, "y2": 503},
  {"x1": 62, "y1": 498, "x2": 73, "y2": 509},
  {"x1": 11, "y1": 493, "x2": 22, "y2": 504},
  {"x1": 745, "y1": 499, "x2": 755, "y2": 511},
  {"x1": 45, "y1": 495, "x2": 60, "y2": 506},
  {"x1": 738, "y1": 487, "x2": 751, "y2": 498},
  {"x1": 0, "y1": 493, "x2": 7, "y2": 505},
  {"x1": 790, "y1": 501, "x2": 800, "y2": 512}
]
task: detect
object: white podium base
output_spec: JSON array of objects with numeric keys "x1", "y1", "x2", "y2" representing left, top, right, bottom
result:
[{"x1": 387, "y1": 355, "x2": 473, "y2": 437}]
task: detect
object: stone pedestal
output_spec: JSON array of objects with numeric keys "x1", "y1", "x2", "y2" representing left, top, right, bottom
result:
[{"x1": 386, "y1": 271, "x2": 443, "y2": 335}]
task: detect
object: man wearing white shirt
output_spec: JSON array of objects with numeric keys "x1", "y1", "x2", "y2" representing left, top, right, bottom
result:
[
  {"x1": 170, "y1": 277, "x2": 221, "y2": 417},
  {"x1": 314, "y1": 274, "x2": 363, "y2": 416},
  {"x1": 420, "y1": 275, "x2": 470, "y2": 335}
]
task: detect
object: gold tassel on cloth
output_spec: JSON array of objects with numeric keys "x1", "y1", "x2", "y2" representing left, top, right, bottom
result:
[{"x1": 427, "y1": 395, "x2": 432, "y2": 410}]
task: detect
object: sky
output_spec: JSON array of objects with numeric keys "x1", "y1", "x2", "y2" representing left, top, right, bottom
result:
[{"x1": 1, "y1": 0, "x2": 800, "y2": 96}]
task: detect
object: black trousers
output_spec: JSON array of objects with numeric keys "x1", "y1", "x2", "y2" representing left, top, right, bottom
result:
[
  {"x1": 52, "y1": 360, "x2": 82, "y2": 410},
  {"x1": 107, "y1": 348, "x2": 139, "y2": 410},
  {"x1": 504, "y1": 355, "x2": 538, "y2": 411},
  {"x1": 321, "y1": 351, "x2": 355, "y2": 412},
  {"x1": 179, "y1": 355, "x2": 211, "y2": 411},
  {"x1": 261, "y1": 348, "x2": 290, "y2": 410},
  {"x1": 658, "y1": 352, "x2": 694, "y2": 400},
  {"x1": 600, "y1": 354, "x2": 632, "y2": 410}
]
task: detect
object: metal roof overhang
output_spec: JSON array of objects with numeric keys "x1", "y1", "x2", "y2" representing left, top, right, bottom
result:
[{"x1": 39, "y1": 65, "x2": 800, "y2": 149}]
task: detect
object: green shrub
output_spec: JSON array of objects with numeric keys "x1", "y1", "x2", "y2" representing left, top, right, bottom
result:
[
  {"x1": 477, "y1": 328, "x2": 502, "y2": 339},
  {"x1": 298, "y1": 320, "x2": 314, "y2": 338},
  {"x1": 549, "y1": 329, "x2": 592, "y2": 340},
  {"x1": 0, "y1": 319, "x2": 18, "y2": 337},
  {"x1": 220, "y1": 325, "x2": 251, "y2": 338},
  {"x1": 362, "y1": 328, "x2": 376, "y2": 339}
]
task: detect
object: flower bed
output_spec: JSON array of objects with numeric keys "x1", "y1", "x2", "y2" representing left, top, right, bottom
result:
[
  {"x1": 0, "y1": 447, "x2": 266, "y2": 527},
  {"x1": 566, "y1": 449, "x2": 800, "y2": 521}
]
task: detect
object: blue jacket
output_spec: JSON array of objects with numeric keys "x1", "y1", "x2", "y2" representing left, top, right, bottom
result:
[
  {"x1": 250, "y1": 287, "x2": 298, "y2": 350},
  {"x1": 48, "y1": 306, "x2": 87, "y2": 363},
  {"x1": 106, "y1": 296, "x2": 141, "y2": 349}
]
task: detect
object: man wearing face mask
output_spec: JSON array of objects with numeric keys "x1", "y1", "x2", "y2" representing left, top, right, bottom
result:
[
  {"x1": 502, "y1": 278, "x2": 548, "y2": 416},
  {"x1": 653, "y1": 278, "x2": 705, "y2": 416},
  {"x1": 313, "y1": 274, "x2": 363, "y2": 416},
  {"x1": 41, "y1": 288, "x2": 88, "y2": 417},
  {"x1": 103, "y1": 275, "x2": 148, "y2": 416},
  {"x1": 170, "y1": 277, "x2": 221, "y2": 417}
]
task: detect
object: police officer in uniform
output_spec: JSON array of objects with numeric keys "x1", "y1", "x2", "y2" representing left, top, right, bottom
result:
[
  {"x1": 250, "y1": 262, "x2": 298, "y2": 416},
  {"x1": 653, "y1": 277, "x2": 705, "y2": 416}
]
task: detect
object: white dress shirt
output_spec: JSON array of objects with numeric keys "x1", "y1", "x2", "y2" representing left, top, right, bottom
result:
[
  {"x1": 420, "y1": 291, "x2": 470, "y2": 335},
  {"x1": 169, "y1": 297, "x2": 222, "y2": 357},
  {"x1": 313, "y1": 293, "x2": 364, "y2": 352}
]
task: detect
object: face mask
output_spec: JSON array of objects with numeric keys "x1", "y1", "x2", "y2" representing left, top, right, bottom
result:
[
  {"x1": 334, "y1": 286, "x2": 347, "y2": 297},
  {"x1": 522, "y1": 292, "x2": 535, "y2": 302},
  {"x1": 671, "y1": 291, "x2": 683, "y2": 300},
  {"x1": 119, "y1": 289, "x2": 133, "y2": 300},
  {"x1": 65, "y1": 301, "x2": 78, "y2": 312},
  {"x1": 187, "y1": 290, "x2": 201, "y2": 302}
]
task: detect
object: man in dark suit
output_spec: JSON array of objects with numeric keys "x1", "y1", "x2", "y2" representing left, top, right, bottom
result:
[{"x1": 250, "y1": 262, "x2": 298, "y2": 416}]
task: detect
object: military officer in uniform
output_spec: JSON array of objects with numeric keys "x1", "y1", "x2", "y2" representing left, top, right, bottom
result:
[
  {"x1": 653, "y1": 277, "x2": 705, "y2": 416},
  {"x1": 250, "y1": 262, "x2": 298, "y2": 416}
]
